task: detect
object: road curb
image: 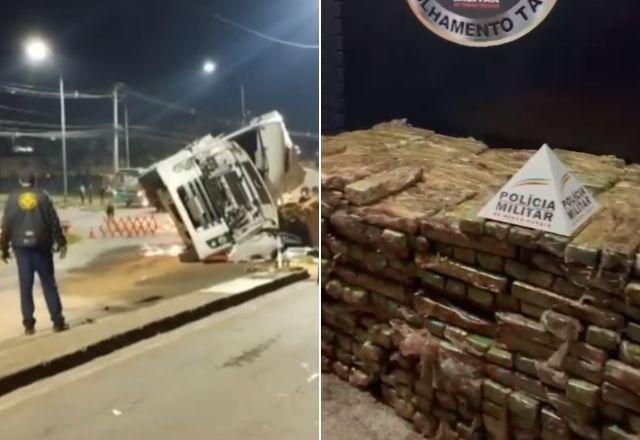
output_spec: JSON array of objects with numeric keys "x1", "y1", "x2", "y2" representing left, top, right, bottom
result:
[{"x1": 0, "y1": 269, "x2": 309, "y2": 398}]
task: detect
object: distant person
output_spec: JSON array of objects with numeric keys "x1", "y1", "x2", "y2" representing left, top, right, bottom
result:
[
  {"x1": 106, "y1": 185, "x2": 114, "y2": 201},
  {"x1": 99, "y1": 184, "x2": 106, "y2": 205},
  {"x1": 79, "y1": 184, "x2": 86, "y2": 205},
  {"x1": 0, "y1": 173, "x2": 69, "y2": 335},
  {"x1": 87, "y1": 184, "x2": 94, "y2": 205},
  {"x1": 106, "y1": 202, "x2": 115, "y2": 223}
]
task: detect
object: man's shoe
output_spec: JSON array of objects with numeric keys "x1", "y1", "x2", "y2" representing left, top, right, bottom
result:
[
  {"x1": 24, "y1": 327, "x2": 35, "y2": 336},
  {"x1": 53, "y1": 323, "x2": 69, "y2": 333}
]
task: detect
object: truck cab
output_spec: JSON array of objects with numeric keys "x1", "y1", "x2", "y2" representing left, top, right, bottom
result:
[
  {"x1": 210, "y1": 111, "x2": 305, "y2": 201},
  {"x1": 140, "y1": 136, "x2": 278, "y2": 260}
]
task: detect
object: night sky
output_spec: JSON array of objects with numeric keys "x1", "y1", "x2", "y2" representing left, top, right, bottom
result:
[{"x1": 0, "y1": 0, "x2": 319, "y2": 134}]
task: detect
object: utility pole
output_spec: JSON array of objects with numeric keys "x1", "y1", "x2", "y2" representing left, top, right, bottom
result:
[
  {"x1": 240, "y1": 83, "x2": 246, "y2": 123},
  {"x1": 59, "y1": 76, "x2": 68, "y2": 201},
  {"x1": 113, "y1": 84, "x2": 119, "y2": 173},
  {"x1": 124, "y1": 103, "x2": 130, "y2": 168}
]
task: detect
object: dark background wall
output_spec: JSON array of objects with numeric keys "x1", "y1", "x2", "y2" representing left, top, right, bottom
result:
[
  {"x1": 323, "y1": 1, "x2": 640, "y2": 163},
  {"x1": 321, "y1": 0, "x2": 345, "y2": 134}
]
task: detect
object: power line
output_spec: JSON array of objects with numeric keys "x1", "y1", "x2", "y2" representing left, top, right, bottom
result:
[
  {"x1": 0, "y1": 81, "x2": 110, "y2": 96},
  {"x1": 0, "y1": 127, "x2": 194, "y2": 143},
  {"x1": 127, "y1": 131, "x2": 191, "y2": 144},
  {"x1": 0, "y1": 83, "x2": 111, "y2": 99},
  {"x1": 0, "y1": 128, "x2": 111, "y2": 139},
  {"x1": 0, "y1": 104, "x2": 49, "y2": 117},
  {"x1": 0, "y1": 118, "x2": 111, "y2": 130},
  {"x1": 0, "y1": 81, "x2": 196, "y2": 115},
  {"x1": 0, "y1": 80, "x2": 316, "y2": 145},
  {"x1": 0, "y1": 92, "x2": 52, "y2": 118},
  {"x1": 128, "y1": 125, "x2": 194, "y2": 142},
  {"x1": 123, "y1": 86, "x2": 196, "y2": 115},
  {"x1": 290, "y1": 130, "x2": 319, "y2": 140},
  {"x1": 211, "y1": 13, "x2": 318, "y2": 50}
]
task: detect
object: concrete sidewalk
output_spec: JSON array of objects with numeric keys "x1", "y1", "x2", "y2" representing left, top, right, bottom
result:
[{"x1": 0, "y1": 268, "x2": 308, "y2": 397}]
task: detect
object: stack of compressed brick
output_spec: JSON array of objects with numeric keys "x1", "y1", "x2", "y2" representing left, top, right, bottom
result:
[{"x1": 321, "y1": 120, "x2": 640, "y2": 439}]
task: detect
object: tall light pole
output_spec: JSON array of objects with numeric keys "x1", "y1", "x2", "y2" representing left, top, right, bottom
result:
[
  {"x1": 202, "y1": 59, "x2": 247, "y2": 123},
  {"x1": 24, "y1": 37, "x2": 69, "y2": 201},
  {"x1": 124, "y1": 103, "x2": 130, "y2": 168},
  {"x1": 59, "y1": 76, "x2": 67, "y2": 201},
  {"x1": 240, "y1": 83, "x2": 246, "y2": 124},
  {"x1": 113, "y1": 84, "x2": 120, "y2": 173}
]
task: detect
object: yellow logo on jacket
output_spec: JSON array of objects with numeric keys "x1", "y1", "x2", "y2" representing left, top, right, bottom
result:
[{"x1": 18, "y1": 192, "x2": 38, "y2": 211}]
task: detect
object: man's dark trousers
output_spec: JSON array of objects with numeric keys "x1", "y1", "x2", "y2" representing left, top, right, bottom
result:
[{"x1": 14, "y1": 247, "x2": 64, "y2": 328}]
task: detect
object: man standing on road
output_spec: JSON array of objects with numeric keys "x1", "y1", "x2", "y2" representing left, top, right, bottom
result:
[{"x1": 0, "y1": 173, "x2": 69, "y2": 335}]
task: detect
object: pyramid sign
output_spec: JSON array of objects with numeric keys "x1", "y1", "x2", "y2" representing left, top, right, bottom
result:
[{"x1": 478, "y1": 144, "x2": 599, "y2": 237}]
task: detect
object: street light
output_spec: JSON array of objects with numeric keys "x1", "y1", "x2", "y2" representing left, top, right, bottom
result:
[
  {"x1": 202, "y1": 60, "x2": 216, "y2": 74},
  {"x1": 24, "y1": 38, "x2": 50, "y2": 63},
  {"x1": 24, "y1": 37, "x2": 68, "y2": 202},
  {"x1": 202, "y1": 59, "x2": 246, "y2": 123}
]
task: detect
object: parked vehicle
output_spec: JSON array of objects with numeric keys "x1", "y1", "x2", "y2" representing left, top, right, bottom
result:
[{"x1": 111, "y1": 168, "x2": 149, "y2": 208}]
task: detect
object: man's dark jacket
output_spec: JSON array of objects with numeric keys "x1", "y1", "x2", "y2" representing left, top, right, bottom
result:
[{"x1": 0, "y1": 187, "x2": 66, "y2": 253}]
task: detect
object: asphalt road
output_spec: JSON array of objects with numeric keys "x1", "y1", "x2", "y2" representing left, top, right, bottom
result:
[
  {"x1": 0, "y1": 281, "x2": 319, "y2": 440},
  {"x1": 0, "y1": 237, "x2": 255, "y2": 343},
  {"x1": 0, "y1": 205, "x2": 260, "y2": 342}
]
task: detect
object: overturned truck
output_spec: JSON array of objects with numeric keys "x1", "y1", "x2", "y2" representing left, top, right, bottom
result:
[{"x1": 140, "y1": 111, "x2": 304, "y2": 261}]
